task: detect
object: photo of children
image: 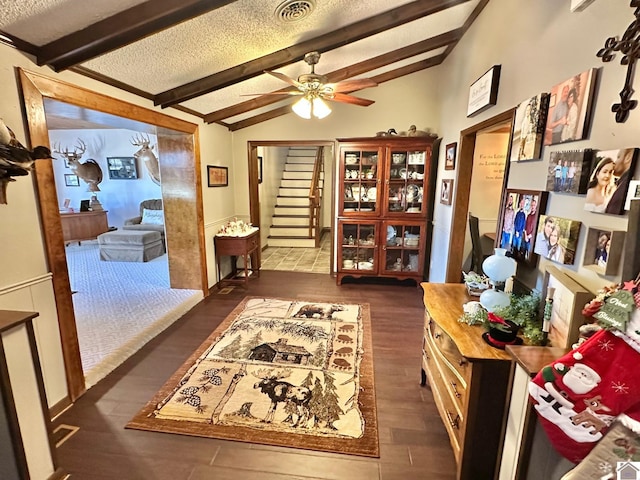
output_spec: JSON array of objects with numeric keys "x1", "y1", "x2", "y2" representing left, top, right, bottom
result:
[{"x1": 545, "y1": 150, "x2": 594, "y2": 194}]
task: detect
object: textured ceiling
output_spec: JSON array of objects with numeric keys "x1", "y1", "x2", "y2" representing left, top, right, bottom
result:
[{"x1": 0, "y1": 0, "x2": 487, "y2": 130}]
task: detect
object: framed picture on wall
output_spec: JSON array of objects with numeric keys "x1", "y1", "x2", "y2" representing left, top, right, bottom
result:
[
  {"x1": 467, "y1": 65, "x2": 501, "y2": 117},
  {"x1": 584, "y1": 148, "x2": 638, "y2": 215},
  {"x1": 207, "y1": 165, "x2": 228, "y2": 187},
  {"x1": 544, "y1": 68, "x2": 598, "y2": 146},
  {"x1": 534, "y1": 214, "x2": 582, "y2": 265},
  {"x1": 582, "y1": 228, "x2": 625, "y2": 276},
  {"x1": 494, "y1": 188, "x2": 548, "y2": 266},
  {"x1": 509, "y1": 93, "x2": 549, "y2": 162},
  {"x1": 545, "y1": 149, "x2": 595, "y2": 194},
  {"x1": 440, "y1": 179, "x2": 453, "y2": 205},
  {"x1": 107, "y1": 157, "x2": 138, "y2": 179},
  {"x1": 445, "y1": 143, "x2": 457, "y2": 170},
  {"x1": 64, "y1": 174, "x2": 80, "y2": 187}
]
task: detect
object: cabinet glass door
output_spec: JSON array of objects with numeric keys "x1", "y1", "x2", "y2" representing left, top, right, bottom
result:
[
  {"x1": 338, "y1": 221, "x2": 378, "y2": 272},
  {"x1": 386, "y1": 149, "x2": 427, "y2": 215},
  {"x1": 341, "y1": 149, "x2": 380, "y2": 215},
  {"x1": 380, "y1": 222, "x2": 425, "y2": 275}
]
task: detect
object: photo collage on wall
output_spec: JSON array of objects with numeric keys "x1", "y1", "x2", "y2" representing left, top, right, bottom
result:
[{"x1": 495, "y1": 66, "x2": 639, "y2": 273}]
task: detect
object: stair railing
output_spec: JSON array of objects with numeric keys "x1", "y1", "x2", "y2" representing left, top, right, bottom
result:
[{"x1": 308, "y1": 146, "x2": 324, "y2": 246}]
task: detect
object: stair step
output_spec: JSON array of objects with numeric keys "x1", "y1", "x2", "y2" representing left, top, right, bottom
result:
[
  {"x1": 283, "y1": 171, "x2": 322, "y2": 180},
  {"x1": 285, "y1": 164, "x2": 314, "y2": 172},
  {"x1": 277, "y1": 196, "x2": 309, "y2": 206},
  {"x1": 268, "y1": 236, "x2": 317, "y2": 248},
  {"x1": 269, "y1": 225, "x2": 312, "y2": 237},
  {"x1": 278, "y1": 187, "x2": 314, "y2": 197},
  {"x1": 272, "y1": 215, "x2": 311, "y2": 226},
  {"x1": 275, "y1": 205, "x2": 311, "y2": 215},
  {"x1": 286, "y1": 156, "x2": 317, "y2": 164},
  {"x1": 281, "y1": 179, "x2": 312, "y2": 188}
]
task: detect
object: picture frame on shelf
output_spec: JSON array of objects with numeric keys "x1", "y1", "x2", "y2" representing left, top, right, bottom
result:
[
  {"x1": 510, "y1": 93, "x2": 549, "y2": 162},
  {"x1": 544, "y1": 68, "x2": 598, "y2": 146},
  {"x1": 625, "y1": 179, "x2": 640, "y2": 210},
  {"x1": 584, "y1": 148, "x2": 638, "y2": 215},
  {"x1": 467, "y1": 65, "x2": 501, "y2": 117},
  {"x1": 542, "y1": 265, "x2": 593, "y2": 349},
  {"x1": 582, "y1": 228, "x2": 625, "y2": 276},
  {"x1": 445, "y1": 143, "x2": 457, "y2": 170},
  {"x1": 207, "y1": 165, "x2": 228, "y2": 187},
  {"x1": 545, "y1": 149, "x2": 595, "y2": 194},
  {"x1": 107, "y1": 156, "x2": 138, "y2": 180},
  {"x1": 534, "y1": 214, "x2": 582, "y2": 265},
  {"x1": 494, "y1": 189, "x2": 548, "y2": 266},
  {"x1": 440, "y1": 179, "x2": 453, "y2": 205},
  {"x1": 64, "y1": 174, "x2": 79, "y2": 187}
]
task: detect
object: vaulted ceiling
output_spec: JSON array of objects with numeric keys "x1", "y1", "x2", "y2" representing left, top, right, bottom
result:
[{"x1": 0, "y1": 0, "x2": 489, "y2": 130}]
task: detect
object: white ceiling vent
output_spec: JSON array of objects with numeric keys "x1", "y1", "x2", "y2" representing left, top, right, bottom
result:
[{"x1": 275, "y1": 0, "x2": 316, "y2": 23}]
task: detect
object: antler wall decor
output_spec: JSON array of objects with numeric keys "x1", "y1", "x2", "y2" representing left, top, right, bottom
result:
[{"x1": 596, "y1": 1, "x2": 640, "y2": 123}]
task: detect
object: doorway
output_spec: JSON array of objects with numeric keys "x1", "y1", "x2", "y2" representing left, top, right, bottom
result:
[
  {"x1": 247, "y1": 141, "x2": 335, "y2": 275},
  {"x1": 19, "y1": 68, "x2": 208, "y2": 401},
  {"x1": 445, "y1": 109, "x2": 515, "y2": 282}
]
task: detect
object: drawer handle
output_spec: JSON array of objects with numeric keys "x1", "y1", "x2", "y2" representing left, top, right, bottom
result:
[
  {"x1": 458, "y1": 359, "x2": 467, "y2": 367},
  {"x1": 434, "y1": 332, "x2": 441, "y2": 339},
  {"x1": 450, "y1": 381, "x2": 461, "y2": 398},
  {"x1": 446, "y1": 410, "x2": 460, "y2": 429}
]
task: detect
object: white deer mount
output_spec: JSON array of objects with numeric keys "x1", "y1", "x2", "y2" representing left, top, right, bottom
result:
[
  {"x1": 53, "y1": 139, "x2": 103, "y2": 192},
  {"x1": 131, "y1": 133, "x2": 160, "y2": 185}
]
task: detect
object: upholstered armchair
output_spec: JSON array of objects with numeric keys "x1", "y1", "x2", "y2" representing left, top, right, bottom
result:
[{"x1": 123, "y1": 199, "x2": 165, "y2": 243}]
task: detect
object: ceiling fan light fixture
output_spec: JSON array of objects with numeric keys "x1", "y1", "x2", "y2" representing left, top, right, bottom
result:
[
  {"x1": 292, "y1": 97, "x2": 312, "y2": 119},
  {"x1": 311, "y1": 97, "x2": 331, "y2": 119}
]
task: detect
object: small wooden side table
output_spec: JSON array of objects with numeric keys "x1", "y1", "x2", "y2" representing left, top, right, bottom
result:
[{"x1": 214, "y1": 229, "x2": 260, "y2": 288}]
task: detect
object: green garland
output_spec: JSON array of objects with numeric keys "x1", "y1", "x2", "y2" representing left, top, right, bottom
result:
[{"x1": 459, "y1": 292, "x2": 544, "y2": 345}]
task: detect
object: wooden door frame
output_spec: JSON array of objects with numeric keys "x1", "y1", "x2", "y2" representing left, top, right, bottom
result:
[
  {"x1": 247, "y1": 140, "x2": 335, "y2": 271},
  {"x1": 18, "y1": 68, "x2": 207, "y2": 401},
  {"x1": 445, "y1": 109, "x2": 515, "y2": 283}
]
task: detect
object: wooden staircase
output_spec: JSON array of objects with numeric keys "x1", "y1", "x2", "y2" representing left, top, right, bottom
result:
[{"x1": 268, "y1": 147, "x2": 323, "y2": 248}]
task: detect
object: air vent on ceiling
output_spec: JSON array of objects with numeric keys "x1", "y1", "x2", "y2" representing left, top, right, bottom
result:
[{"x1": 275, "y1": 0, "x2": 316, "y2": 23}]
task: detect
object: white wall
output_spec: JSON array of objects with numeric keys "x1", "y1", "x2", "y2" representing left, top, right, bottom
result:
[
  {"x1": 434, "y1": 0, "x2": 634, "y2": 292},
  {"x1": 259, "y1": 146, "x2": 288, "y2": 247}
]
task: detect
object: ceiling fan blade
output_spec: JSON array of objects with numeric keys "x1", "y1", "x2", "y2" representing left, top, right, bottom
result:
[
  {"x1": 264, "y1": 70, "x2": 302, "y2": 88},
  {"x1": 241, "y1": 90, "x2": 303, "y2": 97},
  {"x1": 332, "y1": 78, "x2": 378, "y2": 93},
  {"x1": 329, "y1": 93, "x2": 375, "y2": 107}
]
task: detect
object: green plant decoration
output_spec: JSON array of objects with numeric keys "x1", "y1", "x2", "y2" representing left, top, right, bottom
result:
[{"x1": 459, "y1": 292, "x2": 544, "y2": 345}]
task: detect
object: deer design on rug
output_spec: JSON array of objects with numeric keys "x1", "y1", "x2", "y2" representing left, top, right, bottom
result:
[{"x1": 252, "y1": 367, "x2": 312, "y2": 427}]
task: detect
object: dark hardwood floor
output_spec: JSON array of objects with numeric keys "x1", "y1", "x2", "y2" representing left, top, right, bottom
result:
[{"x1": 54, "y1": 271, "x2": 456, "y2": 479}]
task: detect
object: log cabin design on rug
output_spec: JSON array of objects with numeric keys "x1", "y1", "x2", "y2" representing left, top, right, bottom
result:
[{"x1": 127, "y1": 297, "x2": 378, "y2": 457}]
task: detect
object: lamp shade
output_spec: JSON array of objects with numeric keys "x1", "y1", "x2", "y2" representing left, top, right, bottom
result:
[
  {"x1": 292, "y1": 96, "x2": 332, "y2": 119},
  {"x1": 311, "y1": 97, "x2": 331, "y2": 119},
  {"x1": 482, "y1": 248, "x2": 517, "y2": 284},
  {"x1": 292, "y1": 97, "x2": 312, "y2": 119},
  {"x1": 479, "y1": 288, "x2": 511, "y2": 312}
]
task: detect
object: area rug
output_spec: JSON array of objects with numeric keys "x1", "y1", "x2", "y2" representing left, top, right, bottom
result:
[{"x1": 126, "y1": 297, "x2": 378, "y2": 457}]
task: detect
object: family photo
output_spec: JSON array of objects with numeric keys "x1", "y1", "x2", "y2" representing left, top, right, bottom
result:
[
  {"x1": 584, "y1": 148, "x2": 638, "y2": 214},
  {"x1": 510, "y1": 93, "x2": 548, "y2": 162},
  {"x1": 497, "y1": 189, "x2": 547, "y2": 264},
  {"x1": 545, "y1": 149, "x2": 594, "y2": 194},
  {"x1": 544, "y1": 68, "x2": 597, "y2": 146},
  {"x1": 533, "y1": 215, "x2": 581, "y2": 265}
]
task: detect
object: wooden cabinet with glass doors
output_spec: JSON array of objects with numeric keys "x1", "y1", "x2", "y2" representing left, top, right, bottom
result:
[{"x1": 336, "y1": 137, "x2": 435, "y2": 285}]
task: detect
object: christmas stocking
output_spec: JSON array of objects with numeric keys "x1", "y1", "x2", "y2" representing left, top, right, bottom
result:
[{"x1": 529, "y1": 329, "x2": 640, "y2": 463}]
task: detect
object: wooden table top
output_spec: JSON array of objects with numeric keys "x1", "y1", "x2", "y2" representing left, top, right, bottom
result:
[
  {"x1": 506, "y1": 345, "x2": 568, "y2": 377},
  {"x1": 421, "y1": 283, "x2": 511, "y2": 361}
]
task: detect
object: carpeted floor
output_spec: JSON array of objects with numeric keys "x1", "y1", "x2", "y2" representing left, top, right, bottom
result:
[
  {"x1": 127, "y1": 296, "x2": 378, "y2": 457},
  {"x1": 66, "y1": 241, "x2": 202, "y2": 388}
]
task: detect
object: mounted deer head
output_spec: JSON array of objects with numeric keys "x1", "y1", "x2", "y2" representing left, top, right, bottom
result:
[
  {"x1": 53, "y1": 139, "x2": 102, "y2": 192},
  {"x1": 131, "y1": 133, "x2": 161, "y2": 185}
]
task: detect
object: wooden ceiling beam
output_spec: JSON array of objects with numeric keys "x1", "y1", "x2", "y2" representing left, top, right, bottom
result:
[
  {"x1": 38, "y1": 0, "x2": 239, "y2": 72},
  {"x1": 227, "y1": 55, "x2": 446, "y2": 131},
  {"x1": 156, "y1": 0, "x2": 472, "y2": 108},
  {"x1": 204, "y1": 28, "x2": 462, "y2": 123}
]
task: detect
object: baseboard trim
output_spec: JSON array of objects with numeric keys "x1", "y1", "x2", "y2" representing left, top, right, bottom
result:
[{"x1": 50, "y1": 395, "x2": 73, "y2": 420}]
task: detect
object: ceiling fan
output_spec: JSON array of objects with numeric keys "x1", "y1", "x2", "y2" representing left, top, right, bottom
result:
[{"x1": 257, "y1": 51, "x2": 378, "y2": 119}]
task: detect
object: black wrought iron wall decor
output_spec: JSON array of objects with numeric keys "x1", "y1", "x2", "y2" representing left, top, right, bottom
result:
[{"x1": 597, "y1": 1, "x2": 640, "y2": 123}]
